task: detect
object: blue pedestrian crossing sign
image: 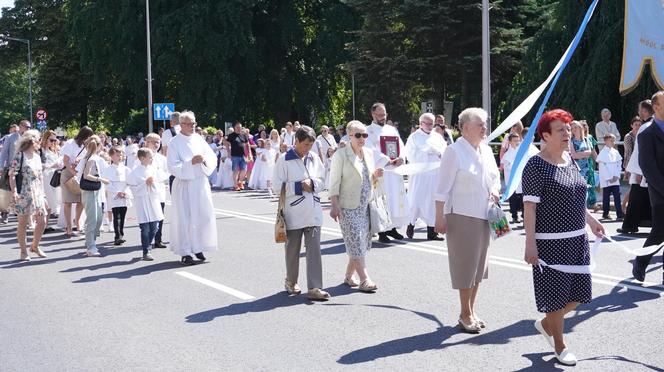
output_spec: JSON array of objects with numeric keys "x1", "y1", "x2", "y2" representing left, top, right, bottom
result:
[
  {"x1": 36, "y1": 120, "x2": 47, "y2": 132},
  {"x1": 153, "y1": 103, "x2": 175, "y2": 121}
]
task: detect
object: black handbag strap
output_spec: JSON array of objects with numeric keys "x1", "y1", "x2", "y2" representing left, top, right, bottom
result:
[{"x1": 17, "y1": 152, "x2": 24, "y2": 174}]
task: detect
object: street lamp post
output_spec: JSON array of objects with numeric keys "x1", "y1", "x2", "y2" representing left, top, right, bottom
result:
[
  {"x1": 3, "y1": 36, "x2": 33, "y2": 121},
  {"x1": 145, "y1": 0, "x2": 154, "y2": 134},
  {"x1": 481, "y1": 0, "x2": 491, "y2": 132}
]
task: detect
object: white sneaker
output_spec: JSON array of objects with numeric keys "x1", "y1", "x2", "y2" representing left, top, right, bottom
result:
[{"x1": 555, "y1": 349, "x2": 577, "y2": 366}]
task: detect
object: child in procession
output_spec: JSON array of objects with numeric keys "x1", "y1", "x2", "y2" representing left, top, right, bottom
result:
[
  {"x1": 128, "y1": 148, "x2": 168, "y2": 261},
  {"x1": 596, "y1": 133, "x2": 624, "y2": 220},
  {"x1": 102, "y1": 147, "x2": 132, "y2": 245}
]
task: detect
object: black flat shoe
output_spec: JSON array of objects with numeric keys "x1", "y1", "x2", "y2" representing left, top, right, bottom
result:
[
  {"x1": 194, "y1": 252, "x2": 206, "y2": 261},
  {"x1": 386, "y1": 228, "x2": 404, "y2": 240},
  {"x1": 113, "y1": 239, "x2": 123, "y2": 246},
  {"x1": 406, "y1": 224, "x2": 415, "y2": 239},
  {"x1": 153, "y1": 242, "x2": 167, "y2": 248},
  {"x1": 632, "y1": 260, "x2": 646, "y2": 282},
  {"x1": 377, "y1": 233, "x2": 390, "y2": 243},
  {"x1": 617, "y1": 228, "x2": 638, "y2": 234},
  {"x1": 427, "y1": 234, "x2": 445, "y2": 241},
  {"x1": 43, "y1": 227, "x2": 56, "y2": 233},
  {"x1": 181, "y1": 256, "x2": 195, "y2": 266}
]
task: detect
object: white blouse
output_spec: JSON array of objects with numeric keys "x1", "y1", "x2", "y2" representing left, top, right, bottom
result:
[{"x1": 435, "y1": 137, "x2": 501, "y2": 220}]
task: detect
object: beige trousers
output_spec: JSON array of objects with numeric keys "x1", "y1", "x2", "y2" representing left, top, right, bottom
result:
[{"x1": 285, "y1": 227, "x2": 323, "y2": 290}]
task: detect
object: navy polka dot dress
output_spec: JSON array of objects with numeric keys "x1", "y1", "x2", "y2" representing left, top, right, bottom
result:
[{"x1": 522, "y1": 155, "x2": 592, "y2": 313}]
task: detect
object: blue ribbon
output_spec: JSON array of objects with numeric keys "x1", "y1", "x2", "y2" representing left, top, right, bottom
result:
[{"x1": 502, "y1": 0, "x2": 600, "y2": 202}]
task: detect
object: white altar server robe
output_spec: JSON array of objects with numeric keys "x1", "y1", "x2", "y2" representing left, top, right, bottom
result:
[
  {"x1": 404, "y1": 129, "x2": 446, "y2": 226},
  {"x1": 127, "y1": 164, "x2": 165, "y2": 224},
  {"x1": 167, "y1": 133, "x2": 218, "y2": 256}
]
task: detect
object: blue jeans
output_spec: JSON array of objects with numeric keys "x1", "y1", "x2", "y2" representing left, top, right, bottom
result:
[
  {"x1": 139, "y1": 221, "x2": 159, "y2": 254},
  {"x1": 231, "y1": 156, "x2": 247, "y2": 171},
  {"x1": 602, "y1": 185, "x2": 624, "y2": 218},
  {"x1": 82, "y1": 190, "x2": 102, "y2": 253}
]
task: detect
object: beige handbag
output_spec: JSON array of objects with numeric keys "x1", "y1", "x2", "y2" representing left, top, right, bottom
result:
[
  {"x1": 274, "y1": 183, "x2": 287, "y2": 243},
  {"x1": 62, "y1": 167, "x2": 81, "y2": 196}
]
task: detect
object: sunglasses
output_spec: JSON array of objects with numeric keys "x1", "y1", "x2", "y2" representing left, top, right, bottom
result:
[
  {"x1": 353, "y1": 133, "x2": 368, "y2": 139},
  {"x1": 49, "y1": 138, "x2": 58, "y2": 143}
]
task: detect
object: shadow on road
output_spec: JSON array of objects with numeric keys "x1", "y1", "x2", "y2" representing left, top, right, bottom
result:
[
  {"x1": 72, "y1": 260, "x2": 183, "y2": 283},
  {"x1": 334, "y1": 285, "x2": 661, "y2": 368},
  {"x1": 186, "y1": 284, "x2": 361, "y2": 323},
  {"x1": 60, "y1": 257, "x2": 142, "y2": 273}
]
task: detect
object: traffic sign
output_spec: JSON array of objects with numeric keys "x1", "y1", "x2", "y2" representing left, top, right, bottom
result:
[
  {"x1": 36, "y1": 108, "x2": 48, "y2": 121},
  {"x1": 36, "y1": 120, "x2": 47, "y2": 132},
  {"x1": 153, "y1": 103, "x2": 174, "y2": 121}
]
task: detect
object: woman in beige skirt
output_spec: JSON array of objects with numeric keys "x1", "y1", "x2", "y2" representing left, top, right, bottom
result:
[
  {"x1": 60, "y1": 126, "x2": 94, "y2": 237},
  {"x1": 435, "y1": 108, "x2": 501, "y2": 333}
]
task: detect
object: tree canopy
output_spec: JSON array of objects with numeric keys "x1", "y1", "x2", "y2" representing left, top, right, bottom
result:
[{"x1": 0, "y1": 1, "x2": 659, "y2": 137}]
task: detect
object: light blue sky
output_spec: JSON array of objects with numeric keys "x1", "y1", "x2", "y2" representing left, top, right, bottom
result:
[{"x1": 0, "y1": 0, "x2": 14, "y2": 11}]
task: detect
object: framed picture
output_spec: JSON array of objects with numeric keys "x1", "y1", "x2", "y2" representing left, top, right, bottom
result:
[{"x1": 380, "y1": 136, "x2": 400, "y2": 159}]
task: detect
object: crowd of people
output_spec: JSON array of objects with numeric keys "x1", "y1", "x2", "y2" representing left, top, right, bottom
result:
[{"x1": 1, "y1": 92, "x2": 663, "y2": 367}]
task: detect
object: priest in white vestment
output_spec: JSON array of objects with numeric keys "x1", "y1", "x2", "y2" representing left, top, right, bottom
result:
[
  {"x1": 405, "y1": 113, "x2": 447, "y2": 240},
  {"x1": 365, "y1": 103, "x2": 410, "y2": 243},
  {"x1": 166, "y1": 111, "x2": 218, "y2": 265}
]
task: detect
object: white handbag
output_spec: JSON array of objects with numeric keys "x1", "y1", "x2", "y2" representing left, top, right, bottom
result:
[{"x1": 369, "y1": 179, "x2": 391, "y2": 234}]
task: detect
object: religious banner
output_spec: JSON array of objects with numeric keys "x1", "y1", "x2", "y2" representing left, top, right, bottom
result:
[{"x1": 619, "y1": 0, "x2": 664, "y2": 94}]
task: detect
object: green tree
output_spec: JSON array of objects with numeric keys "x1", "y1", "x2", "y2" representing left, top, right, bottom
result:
[
  {"x1": 0, "y1": 0, "x2": 92, "y2": 129},
  {"x1": 503, "y1": 0, "x2": 659, "y2": 133}
]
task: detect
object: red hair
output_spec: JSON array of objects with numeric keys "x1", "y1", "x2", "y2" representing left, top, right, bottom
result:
[{"x1": 536, "y1": 109, "x2": 573, "y2": 139}]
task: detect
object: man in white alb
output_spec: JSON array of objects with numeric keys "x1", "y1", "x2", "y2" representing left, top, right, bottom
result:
[
  {"x1": 405, "y1": 113, "x2": 447, "y2": 240},
  {"x1": 166, "y1": 111, "x2": 218, "y2": 265},
  {"x1": 365, "y1": 103, "x2": 410, "y2": 243}
]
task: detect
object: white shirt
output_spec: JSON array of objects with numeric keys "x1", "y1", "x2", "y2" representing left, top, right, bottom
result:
[
  {"x1": 595, "y1": 120, "x2": 621, "y2": 145},
  {"x1": 626, "y1": 121, "x2": 651, "y2": 186},
  {"x1": 597, "y1": 146, "x2": 622, "y2": 188},
  {"x1": 161, "y1": 124, "x2": 181, "y2": 149},
  {"x1": 127, "y1": 164, "x2": 165, "y2": 224},
  {"x1": 61, "y1": 139, "x2": 84, "y2": 166},
  {"x1": 435, "y1": 137, "x2": 501, "y2": 220},
  {"x1": 282, "y1": 131, "x2": 296, "y2": 148},
  {"x1": 102, "y1": 163, "x2": 133, "y2": 209},
  {"x1": 152, "y1": 152, "x2": 169, "y2": 203}
]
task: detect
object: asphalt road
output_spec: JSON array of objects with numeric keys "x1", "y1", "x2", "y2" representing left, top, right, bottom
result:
[{"x1": 1, "y1": 188, "x2": 663, "y2": 372}]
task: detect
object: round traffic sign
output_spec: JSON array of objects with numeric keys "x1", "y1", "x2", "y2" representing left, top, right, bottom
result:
[{"x1": 36, "y1": 108, "x2": 48, "y2": 121}]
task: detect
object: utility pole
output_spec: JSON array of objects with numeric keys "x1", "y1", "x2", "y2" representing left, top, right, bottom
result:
[
  {"x1": 146, "y1": 0, "x2": 154, "y2": 133},
  {"x1": 482, "y1": 0, "x2": 491, "y2": 132},
  {"x1": 3, "y1": 36, "x2": 33, "y2": 121},
  {"x1": 351, "y1": 71, "x2": 356, "y2": 120}
]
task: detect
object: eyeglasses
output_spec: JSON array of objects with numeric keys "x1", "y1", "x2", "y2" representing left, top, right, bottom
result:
[
  {"x1": 182, "y1": 122, "x2": 197, "y2": 127},
  {"x1": 49, "y1": 138, "x2": 58, "y2": 143},
  {"x1": 353, "y1": 133, "x2": 369, "y2": 139}
]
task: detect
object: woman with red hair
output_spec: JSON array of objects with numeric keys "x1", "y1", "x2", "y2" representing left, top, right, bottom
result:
[{"x1": 522, "y1": 109, "x2": 605, "y2": 366}]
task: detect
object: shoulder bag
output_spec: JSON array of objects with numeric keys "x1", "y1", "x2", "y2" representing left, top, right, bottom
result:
[
  {"x1": 274, "y1": 182, "x2": 287, "y2": 243},
  {"x1": 62, "y1": 147, "x2": 85, "y2": 195},
  {"x1": 79, "y1": 159, "x2": 101, "y2": 191},
  {"x1": 369, "y1": 178, "x2": 391, "y2": 234},
  {"x1": 14, "y1": 153, "x2": 24, "y2": 194}
]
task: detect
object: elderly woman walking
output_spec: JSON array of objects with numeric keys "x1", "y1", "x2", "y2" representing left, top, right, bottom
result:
[
  {"x1": 9, "y1": 130, "x2": 48, "y2": 261},
  {"x1": 434, "y1": 108, "x2": 501, "y2": 333},
  {"x1": 329, "y1": 120, "x2": 383, "y2": 292},
  {"x1": 523, "y1": 109, "x2": 604, "y2": 366}
]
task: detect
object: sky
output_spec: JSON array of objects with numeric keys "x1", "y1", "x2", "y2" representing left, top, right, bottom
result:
[{"x1": 0, "y1": 0, "x2": 14, "y2": 13}]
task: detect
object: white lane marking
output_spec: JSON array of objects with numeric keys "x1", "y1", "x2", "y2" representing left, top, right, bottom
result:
[
  {"x1": 213, "y1": 208, "x2": 664, "y2": 295},
  {"x1": 175, "y1": 271, "x2": 255, "y2": 300}
]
